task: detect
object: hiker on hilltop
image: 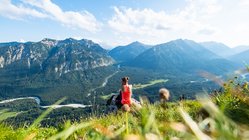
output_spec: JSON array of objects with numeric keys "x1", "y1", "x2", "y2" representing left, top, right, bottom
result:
[
  {"x1": 106, "y1": 76, "x2": 142, "y2": 113},
  {"x1": 120, "y1": 77, "x2": 132, "y2": 112},
  {"x1": 120, "y1": 77, "x2": 142, "y2": 112}
]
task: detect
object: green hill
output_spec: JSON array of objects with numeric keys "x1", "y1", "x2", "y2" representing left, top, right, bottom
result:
[{"x1": 0, "y1": 75, "x2": 249, "y2": 140}]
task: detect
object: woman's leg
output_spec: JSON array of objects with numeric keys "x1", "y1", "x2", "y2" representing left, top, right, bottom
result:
[
  {"x1": 122, "y1": 104, "x2": 131, "y2": 112},
  {"x1": 131, "y1": 98, "x2": 142, "y2": 110}
]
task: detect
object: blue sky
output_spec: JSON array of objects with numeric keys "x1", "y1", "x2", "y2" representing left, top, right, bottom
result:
[{"x1": 1, "y1": 0, "x2": 249, "y2": 48}]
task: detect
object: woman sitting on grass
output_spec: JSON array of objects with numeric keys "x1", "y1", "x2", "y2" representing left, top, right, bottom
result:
[
  {"x1": 120, "y1": 77, "x2": 142, "y2": 111},
  {"x1": 120, "y1": 77, "x2": 132, "y2": 112}
]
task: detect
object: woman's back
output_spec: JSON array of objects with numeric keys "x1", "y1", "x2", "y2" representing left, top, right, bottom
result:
[{"x1": 121, "y1": 85, "x2": 132, "y2": 105}]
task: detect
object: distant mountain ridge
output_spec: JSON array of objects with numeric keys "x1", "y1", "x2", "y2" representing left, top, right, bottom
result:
[
  {"x1": 108, "y1": 41, "x2": 150, "y2": 63},
  {"x1": 200, "y1": 42, "x2": 249, "y2": 58},
  {"x1": 127, "y1": 39, "x2": 237, "y2": 75},
  {"x1": 1, "y1": 38, "x2": 243, "y2": 76},
  {"x1": 200, "y1": 41, "x2": 232, "y2": 57},
  {"x1": 231, "y1": 45, "x2": 249, "y2": 56},
  {"x1": 229, "y1": 49, "x2": 249, "y2": 65},
  {"x1": 0, "y1": 38, "x2": 114, "y2": 75}
]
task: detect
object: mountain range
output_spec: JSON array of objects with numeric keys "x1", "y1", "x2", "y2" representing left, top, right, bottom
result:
[
  {"x1": 201, "y1": 41, "x2": 249, "y2": 58},
  {"x1": 0, "y1": 38, "x2": 249, "y2": 104},
  {"x1": 114, "y1": 39, "x2": 237, "y2": 75},
  {"x1": 0, "y1": 38, "x2": 117, "y2": 105},
  {"x1": 0, "y1": 38, "x2": 114, "y2": 75}
]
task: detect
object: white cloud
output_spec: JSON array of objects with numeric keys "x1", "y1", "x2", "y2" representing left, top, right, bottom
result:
[
  {"x1": 0, "y1": 0, "x2": 47, "y2": 19},
  {"x1": 108, "y1": 0, "x2": 222, "y2": 45},
  {"x1": 182, "y1": 0, "x2": 221, "y2": 19},
  {"x1": 0, "y1": 0, "x2": 101, "y2": 32},
  {"x1": 239, "y1": 0, "x2": 249, "y2": 6},
  {"x1": 109, "y1": 7, "x2": 174, "y2": 35},
  {"x1": 23, "y1": 0, "x2": 101, "y2": 32}
]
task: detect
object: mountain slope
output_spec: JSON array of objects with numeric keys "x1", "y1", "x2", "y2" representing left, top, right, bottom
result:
[
  {"x1": 200, "y1": 41, "x2": 232, "y2": 57},
  {"x1": 229, "y1": 49, "x2": 249, "y2": 65},
  {"x1": 0, "y1": 38, "x2": 116, "y2": 104},
  {"x1": 231, "y1": 45, "x2": 249, "y2": 55},
  {"x1": 128, "y1": 39, "x2": 236, "y2": 75},
  {"x1": 108, "y1": 41, "x2": 150, "y2": 63},
  {"x1": 0, "y1": 38, "x2": 114, "y2": 74}
]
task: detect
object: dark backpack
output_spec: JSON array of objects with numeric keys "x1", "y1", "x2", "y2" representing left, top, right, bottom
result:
[
  {"x1": 106, "y1": 92, "x2": 122, "y2": 113},
  {"x1": 115, "y1": 91, "x2": 122, "y2": 108}
]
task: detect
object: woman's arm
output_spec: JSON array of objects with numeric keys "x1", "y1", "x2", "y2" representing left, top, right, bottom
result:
[
  {"x1": 129, "y1": 85, "x2": 132, "y2": 98},
  {"x1": 121, "y1": 85, "x2": 126, "y2": 92}
]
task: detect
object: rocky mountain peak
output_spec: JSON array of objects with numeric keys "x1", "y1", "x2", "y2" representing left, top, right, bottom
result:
[
  {"x1": 0, "y1": 38, "x2": 114, "y2": 75},
  {"x1": 40, "y1": 38, "x2": 58, "y2": 47}
]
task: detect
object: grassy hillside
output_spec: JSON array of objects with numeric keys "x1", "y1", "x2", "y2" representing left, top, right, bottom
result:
[{"x1": 0, "y1": 74, "x2": 249, "y2": 140}]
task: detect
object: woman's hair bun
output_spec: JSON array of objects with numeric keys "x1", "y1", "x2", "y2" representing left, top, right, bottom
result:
[{"x1": 122, "y1": 77, "x2": 129, "y2": 82}]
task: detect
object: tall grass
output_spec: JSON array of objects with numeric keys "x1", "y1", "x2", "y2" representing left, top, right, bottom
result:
[
  {"x1": 0, "y1": 96, "x2": 248, "y2": 139},
  {"x1": 1, "y1": 74, "x2": 249, "y2": 139}
]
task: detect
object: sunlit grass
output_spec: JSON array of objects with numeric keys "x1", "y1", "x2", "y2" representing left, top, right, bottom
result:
[
  {"x1": 0, "y1": 109, "x2": 19, "y2": 121},
  {"x1": 100, "y1": 79, "x2": 169, "y2": 99},
  {"x1": 133, "y1": 79, "x2": 168, "y2": 89},
  {"x1": 1, "y1": 73, "x2": 249, "y2": 139},
  {"x1": 0, "y1": 96, "x2": 248, "y2": 139}
]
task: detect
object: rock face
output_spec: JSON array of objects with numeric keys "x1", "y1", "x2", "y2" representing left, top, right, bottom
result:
[{"x1": 0, "y1": 38, "x2": 114, "y2": 75}]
